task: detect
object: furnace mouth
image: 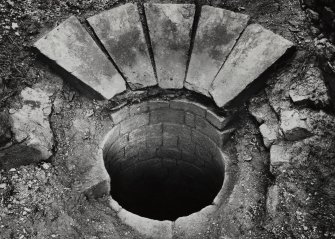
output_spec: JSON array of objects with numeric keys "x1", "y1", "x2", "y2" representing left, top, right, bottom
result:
[{"x1": 102, "y1": 99, "x2": 229, "y2": 221}]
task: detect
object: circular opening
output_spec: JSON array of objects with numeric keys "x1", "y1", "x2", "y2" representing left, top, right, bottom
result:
[{"x1": 103, "y1": 100, "x2": 226, "y2": 221}]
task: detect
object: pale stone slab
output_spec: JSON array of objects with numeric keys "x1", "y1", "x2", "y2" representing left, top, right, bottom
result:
[
  {"x1": 185, "y1": 6, "x2": 249, "y2": 97},
  {"x1": 210, "y1": 24, "x2": 294, "y2": 108},
  {"x1": 118, "y1": 209, "x2": 173, "y2": 239},
  {"x1": 88, "y1": 4, "x2": 157, "y2": 90},
  {"x1": 174, "y1": 205, "x2": 217, "y2": 238},
  {"x1": 34, "y1": 16, "x2": 126, "y2": 99},
  {"x1": 145, "y1": 3, "x2": 195, "y2": 89}
]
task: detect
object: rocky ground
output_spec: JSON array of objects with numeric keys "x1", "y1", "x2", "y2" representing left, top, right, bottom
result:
[{"x1": 1, "y1": 0, "x2": 335, "y2": 238}]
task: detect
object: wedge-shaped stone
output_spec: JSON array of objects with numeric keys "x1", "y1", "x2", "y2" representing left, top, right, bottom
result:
[
  {"x1": 145, "y1": 3, "x2": 195, "y2": 89},
  {"x1": 210, "y1": 24, "x2": 294, "y2": 108},
  {"x1": 185, "y1": 6, "x2": 249, "y2": 97},
  {"x1": 34, "y1": 16, "x2": 126, "y2": 99},
  {"x1": 88, "y1": 4, "x2": 157, "y2": 90}
]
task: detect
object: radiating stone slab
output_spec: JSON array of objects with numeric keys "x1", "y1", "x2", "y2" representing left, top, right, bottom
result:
[
  {"x1": 88, "y1": 3, "x2": 157, "y2": 90},
  {"x1": 185, "y1": 6, "x2": 249, "y2": 97},
  {"x1": 145, "y1": 3, "x2": 195, "y2": 89},
  {"x1": 34, "y1": 16, "x2": 126, "y2": 99},
  {"x1": 210, "y1": 24, "x2": 294, "y2": 108}
]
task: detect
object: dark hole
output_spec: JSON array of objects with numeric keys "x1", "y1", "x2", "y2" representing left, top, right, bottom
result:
[{"x1": 107, "y1": 156, "x2": 224, "y2": 221}]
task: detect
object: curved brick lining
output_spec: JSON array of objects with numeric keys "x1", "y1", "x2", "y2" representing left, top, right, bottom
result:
[{"x1": 100, "y1": 99, "x2": 235, "y2": 238}]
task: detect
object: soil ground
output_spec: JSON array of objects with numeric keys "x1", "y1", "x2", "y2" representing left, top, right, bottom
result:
[{"x1": 1, "y1": 0, "x2": 335, "y2": 238}]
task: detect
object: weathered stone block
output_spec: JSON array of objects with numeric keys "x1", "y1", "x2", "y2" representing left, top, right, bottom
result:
[
  {"x1": 266, "y1": 184, "x2": 280, "y2": 218},
  {"x1": 109, "y1": 134, "x2": 128, "y2": 154},
  {"x1": 120, "y1": 113, "x2": 149, "y2": 134},
  {"x1": 170, "y1": 99, "x2": 207, "y2": 117},
  {"x1": 129, "y1": 102, "x2": 148, "y2": 116},
  {"x1": 270, "y1": 144, "x2": 291, "y2": 166},
  {"x1": 1, "y1": 87, "x2": 54, "y2": 169},
  {"x1": 174, "y1": 205, "x2": 217, "y2": 238},
  {"x1": 195, "y1": 116, "x2": 222, "y2": 146},
  {"x1": 163, "y1": 133, "x2": 178, "y2": 148},
  {"x1": 179, "y1": 137, "x2": 195, "y2": 155},
  {"x1": 148, "y1": 100, "x2": 169, "y2": 110},
  {"x1": 150, "y1": 109, "x2": 184, "y2": 124},
  {"x1": 139, "y1": 146, "x2": 157, "y2": 161},
  {"x1": 157, "y1": 147, "x2": 181, "y2": 161},
  {"x1": 210, "y1": 24, "x2": 294, "y2": 108},
  {"x1": 259, "y1": 123, "x2": 279, "y2": 148},
  {"x1": 34, "y1": 16, "x2": 126, "y2": 99},
  {"x1": 280, "y1": 110, "x2": 312, "y2": 141},
  {"x1": 145, "y1": 3, "x2": 195, "y2": 89},
  {"x1": 111, "y1": 106, "x2": 130, "y2": 124},
  {"x1": 88, "y1": 4, "x2": 157, "y2": 90},
  {"x1": 125, "y1": 139, "x2": 146, "y2": 160},
  {"x1": 147, "y1": 136, "x2": 163, "y2": 148},
  {"x1": 185, "y1": 112, "x2": 195, "y2": 128},
  {"x1": 289, "y1": 66, "x2": 329, "y2": 106},
  {"x1": 117, "y1": 209, "x2": 173, "y2": 239},
  {"x1": 163, "y1": 123, "x2": 192, "y2": 141},
  {"x1": 206, "y1": 110, "x2": 231, "y2": 130},
  {"x1": 145, "y1": 124, "x2": 163, "y2": 139},
  {"x1": 129, "y1": 127, "x2": 147, "y2": 143},
  {"x1": 185, "y1": 6, "x2": 249, "y2": 96},
  {"x1": 192, "y1": 130, "x2": 218, "y2": 155}
]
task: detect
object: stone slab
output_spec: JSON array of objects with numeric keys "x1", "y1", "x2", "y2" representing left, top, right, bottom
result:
[
  {"x1": 88, "y1": 4, "x2": 157, "y2": 90},
  {"x1": 185, "y1": 6, "x2": 249, "y2": 97},
  {"x1": 34, "y1": 16, "x2": 126, "y2": 99},
  {"x1": 145, "y1": 3, "x2": 195, "y2": 89},
  {"x1": 174, "y1": 205, "x2": 217, "y2": 238},
  {"x1": 210, "y1": 24, "x2": 294, "y2": 108},
  {"x1": 118, "y1": 209, "x2": 173, "y2": 239}
]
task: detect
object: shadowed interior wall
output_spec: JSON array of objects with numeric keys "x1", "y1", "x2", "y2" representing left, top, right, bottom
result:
[{"x1": 103, "y1": 99, "x2": 229, "y2": 220}]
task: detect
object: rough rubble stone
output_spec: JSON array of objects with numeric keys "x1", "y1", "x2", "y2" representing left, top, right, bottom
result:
[
  {"x1": 87, "y1": 3, "x2": 157, "y2": 90},
  {"x1": 289, "y1": 66, "x2": 329, "y2": 106},
  {"x1": 210, "y1": 24, "x2": 294, "y2": 108},
  {"x1": 270, "y1": 144, "x2": 291, "y2": 166},
  {"x1": 0, "y1": 110, "x2": 11, "y2": 146},
  {"x1": 259, "y1": 123, "x2": 279, "y2": 148},
  {"x1": 34, "y1": 16, "x2": 126, "y2": 99},
  {"x1": 185, "y1": 6, "x2": 249, "y2": 97},
  {"x1": 280, "y1": 110, "x2": 312, "y2": 141},
  {"x1": 266, "y1": 184, "x2": 280, "y2": 218},
  {"x1": 248, "y1": 98, "x2": 278, "y2": 124},
  {"x1": 0, "y1": 87, "x2": 54, "y2": 169},
  {"x1": 145, "y1": 3, "x2": 195, "y2": 89}
]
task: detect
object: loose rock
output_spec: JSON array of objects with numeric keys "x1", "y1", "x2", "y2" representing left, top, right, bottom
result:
[
  {"x1": 289, "y1": 66, "x2": 329, "y2": 107},
  {"x1": 0, "y1": 87, "x2": 54, "y2": 169},
  {"x1": 280, "y1": 110, "x2": 313, "y2": 141},
  {"x1": 270, "y1": 144, "x2": 291, "y2": 166},
  {"x1": 259, "y1": 123, "x2": 279, "y2": 148}
]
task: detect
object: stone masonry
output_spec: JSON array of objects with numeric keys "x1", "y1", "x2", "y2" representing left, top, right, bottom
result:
[{"x1": 34, "y1": 4, "x2": 293, "y2": 109}]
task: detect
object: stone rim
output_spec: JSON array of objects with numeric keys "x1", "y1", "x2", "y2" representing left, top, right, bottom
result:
[{"x1": 98, "y1": 99, "x2": 236, "y2": 238}]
